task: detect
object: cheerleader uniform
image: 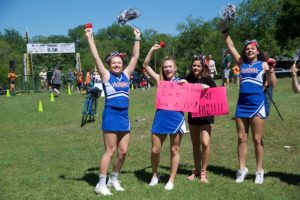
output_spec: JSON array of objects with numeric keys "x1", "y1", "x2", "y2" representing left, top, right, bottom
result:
[
  {"x1": 102, "y1": 72, "x2": 130, "y2": 132},
  {"x1": 235, "y1": 61, "x2": 266, "y2": 118},
  {"x1": 151, "y1": 78, "x2": 186, "y2": 134}
]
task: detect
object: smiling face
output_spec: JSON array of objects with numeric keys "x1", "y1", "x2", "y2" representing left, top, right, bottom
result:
[
  {"x1": 191, "y1": 60, "x2": 203, "y2": 78},
  {"x1": 109, "y1": 56, "x2": 123, "y2": 75},
  {"x1": 244, "y1": 43, "x2": 259, "y2": 62},
  {"x1": 162, "y1": 60, "x2": 177, "y2": 80}
]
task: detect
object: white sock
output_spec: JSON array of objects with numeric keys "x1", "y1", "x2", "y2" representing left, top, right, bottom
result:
[
  {"x1": 99, "y1": 174, "x2": 107, "y2": 186},
  {"x1": 111, "y1": 172, "x2": 119, "y2": 182}
]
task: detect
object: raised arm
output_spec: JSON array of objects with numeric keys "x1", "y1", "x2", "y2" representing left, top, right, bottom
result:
[
  {"x1": 290, "y1": 64, "x2": 300, "y2": 93},
  {"x1": 85, "y1": 28, "x2": 109, "y2": 82},
  {"x1": 142, "y1": 44, "x2": 161, "y2": 84},
  {"x1": 124, "y1": 28, "x2": 141, "y2": 78},
  {"x1": 220, "y1": 22, "x2": 242, "y2": 65}
]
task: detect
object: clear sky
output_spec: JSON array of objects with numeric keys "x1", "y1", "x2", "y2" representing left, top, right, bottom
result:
[{"x1": 0, "y1": 0, "x2": 243, "y2": 38}]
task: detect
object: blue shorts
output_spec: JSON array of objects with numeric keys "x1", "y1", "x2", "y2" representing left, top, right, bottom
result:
[
  {"x1": 102, "y1": 105, "x2": 130, "y2": 132},
  {"x1": 235, "y1": 92, "x2": 266, "y2": 119}
]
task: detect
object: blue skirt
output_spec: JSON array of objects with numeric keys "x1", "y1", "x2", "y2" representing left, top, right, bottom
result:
[
  {"x1": 151, "y1": 109, "x2": 186, "y2": 134},
  {"x1": 102, "y1": 105, "x2": 130, "y2": 132},
  {"x1": 235, "y1": 92, "x2": 266, "y2": 119}
]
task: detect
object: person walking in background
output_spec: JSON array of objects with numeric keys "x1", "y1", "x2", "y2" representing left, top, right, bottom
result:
[
  {"x1": 47, "y1": 67, "x2": 53, "y2": 91},
  {"x1": 85, "y1": 69, "x2": 91, "y2": 90},
  {"x1": 39, "y1": 68, "x2": 47, "y2": 90},
  {"x1": 232, "y1": 64, "x2": 240, "y2": 85},
  {"x1": 221, "y1": 50, "x2": 232, "y2": 88},
  {"x1": 143, "y1": 43, "x2": 186, "y2": 191},
  {"x1": 7, "y1": 68, "x2": 16, "y2": 95},
  {"x1": 76, "y1": 69, "x2": 83, "y2": 94},
  {"x1": 206, "y1": 54, "x2": 217, "y2": 79},
  {"x1": 290, "y1": 64, "x2": 300, "y2": 93},
  {"x1": 85, "y1": 25, "x2": 140, "y2": 196},
  {"x1": 221, "y1": 22, "x2": 277, "y2": 184},
  {"x1": 183, "y1": 55, "x2": 217, "y2": 183},
  {"x1": 51, "y1": 65, "x2": 62, "y2": 97},
  {"x1": 67, "y1": 68, "x2": 75, "y2": 92}
]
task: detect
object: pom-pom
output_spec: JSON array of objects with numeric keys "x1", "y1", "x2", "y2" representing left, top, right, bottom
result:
[
  {"x1": 219, "y1": 4, "x2": 237, "y2": 22},
  {"x1": 85, "y1": 23, "x2": 93, "y2": 28},
  {"x1": 159, "y1": 41, "x2": 165, "y2": 48},
  {"x1": 117, "y1": 8, "x2": 140, "y2": 25}
]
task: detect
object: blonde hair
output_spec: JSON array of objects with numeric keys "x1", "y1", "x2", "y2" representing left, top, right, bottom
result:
[{"x1": 159, "y1": 56, "x2": 176, "y2": 80}]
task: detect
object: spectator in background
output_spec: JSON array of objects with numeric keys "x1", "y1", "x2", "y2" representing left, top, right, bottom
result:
[
  {"x1": 67, "y1": 68, "x2": 75, "y2": 92},
  {"x1": 85, "y1": 69, "x2": 91, "y2": 90},
  {"x1": 206, "y1": 54, "x2": 217, "y2": 79},
  {"x1": 290, "y1": 64, "x2": 300, "y2": 93},
  {"x1": 7, "y1": 68, "x2": 16, "y2": 95},
  {"x1": 39, "y1": 68, "x2": 47, "y2": 90},
  {"x1": 232, "y1": 64, "x2": 240, "y2": 85},
  {"x1": 51, "y1": 65, "x2": 62, "y2": 97},
  {"x1": 47, "y1": 67, "x2": 53, "y2": 91},
  {"x1": 221, "y1": 50, "x2": 232, "y2": 88},
  {"x1": 76, "y1": 69, "x2": 83, "y2": 94}
]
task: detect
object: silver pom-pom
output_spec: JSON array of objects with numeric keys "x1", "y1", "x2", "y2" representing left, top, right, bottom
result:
[
  {"x1": 117, "y1": 8, "x2": 140, "y2": 25},
  {"x1": 219, "y1": 4, "x2": 237, "y2": 22}
]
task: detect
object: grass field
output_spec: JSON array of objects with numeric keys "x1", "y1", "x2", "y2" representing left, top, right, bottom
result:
[{"x1": 0, "y1": 78, "x2": 299, "y2": 200}]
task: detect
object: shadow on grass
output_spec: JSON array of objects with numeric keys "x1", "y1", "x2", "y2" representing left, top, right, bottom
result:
[
  {"x1": 266, "y1": 171, "x2": 300, "y2": 185},
  {"x1": 59, "y1": 165, "x2": 300, "y2": 186}
]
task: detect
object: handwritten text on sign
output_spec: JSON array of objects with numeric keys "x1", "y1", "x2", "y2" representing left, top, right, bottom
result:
[
  {"x1": 192, "y1": 87, "x2": 229, "y2": 117},
  {"x1": 155, "y1": 81, "x2": 202, "y2": 112}
]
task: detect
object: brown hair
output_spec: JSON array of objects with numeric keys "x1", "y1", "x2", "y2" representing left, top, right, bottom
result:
[{"x1": 189, "y1": 56, "x2": 210, "y2": 77}]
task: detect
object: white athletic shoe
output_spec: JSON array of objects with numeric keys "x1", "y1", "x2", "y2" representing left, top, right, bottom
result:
[
  {"x1": 107, "y1": 178, "x2": 125, "y2": 191},
  {"x1": 149, "y1": 176, "x2": 159, "y2": 186},
  {"x1": 164, "y1": 181, "x2": 174, "y2": 191},
  {"x1": 254, "y1": 170, "x2": 264, "y2": 184},
  {"x1": 236, "y1": 167, "x2": 248, "y2": 183},
  {"x1": 95, "y1": 183, "x2": 112, "y2": 196}
]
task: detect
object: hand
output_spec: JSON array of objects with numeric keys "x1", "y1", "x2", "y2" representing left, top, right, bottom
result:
[
  {"x1": 151, "y1": 44, "x2": 161, "y2": 51},
  {"x1": 220, "y1": 20, "x2": 229, "y2": 34},
  {"x1": 133, "y1": 28, "x2": 141, "y2": 38},
  {"x1": 201, "y1": 84, "x2": 210, "y2": 89},
  {"x1": 290, "y1": 64, "x2": 298, "y2": 76},
  {"x1": 84, "y1": 28, "x2": 93, "y2": 39},
  {"x1": 177, "y1": 79, "x2": 188, "y2": 85}
]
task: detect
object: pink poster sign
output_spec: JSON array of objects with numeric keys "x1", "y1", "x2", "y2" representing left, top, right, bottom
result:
[
  {"x1": 192, "y1": 87, "x2": 229, "y2": 117},
  {"x1": 155, "y1": 81, "x2": 202, "y2": 112}
]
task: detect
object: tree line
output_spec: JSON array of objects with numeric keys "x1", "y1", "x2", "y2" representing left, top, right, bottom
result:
[{"x1": 0, "y1": 0, "x2": 299, "y2": 84}]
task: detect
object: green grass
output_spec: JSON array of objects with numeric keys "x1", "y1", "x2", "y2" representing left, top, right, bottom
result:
[{"x1": 0, "y1": 78, "x2": 299, "y2": 200}]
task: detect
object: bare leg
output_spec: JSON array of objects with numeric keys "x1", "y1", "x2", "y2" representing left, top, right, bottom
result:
[
  {"x1": 200, "y1": 124, "x2": 211, "y2": 171},
  {"x1": 189, "y1": 124, "x2": 201, "y2": 174},
  {"x1": 250, "y1": 117, "x2": 265, "y2": 171},
  {"x1": 99, "y1": 132, "x2": 118, "y2": 175},
  {"x1": 151, "y1": 134, "x2": 167, "y2": 177},
  {"x1": 236, "y1": 118, "x2": 250, "y2": 169},
  {"x1": 168, "y1": 133, "x2": 182, "y2": 183},
  {"x1": 112, "y1": 133, "x2": 130, "y2": 172}
]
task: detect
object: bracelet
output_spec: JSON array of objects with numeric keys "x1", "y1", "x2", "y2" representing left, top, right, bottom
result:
[
  {"x1": 135, "y1": 37, "x2": 141, "y2": 41},
  {"x1": 268, "y1": 70, "x2": 274, "y2": 73}
]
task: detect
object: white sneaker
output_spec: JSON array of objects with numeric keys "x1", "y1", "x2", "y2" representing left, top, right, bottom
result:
[
  {"x1": 149, "y1": 176, "x2": 159, "y2": 186},
  {"x1": 255, "y1": 170, "x2": 264, "y2": 184},
  {"x1": 95, "y1": 183, "x2": 113, "y2": 196},
  {"x1": 236, "y1": 167, "x2": 248, "y2": 183},
  {"x1": 107, "y1": 178, "x2": 125, "y2": 191},
  {"x1": 164, "y1": 181, "x2": 174, "y2": 191}
]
